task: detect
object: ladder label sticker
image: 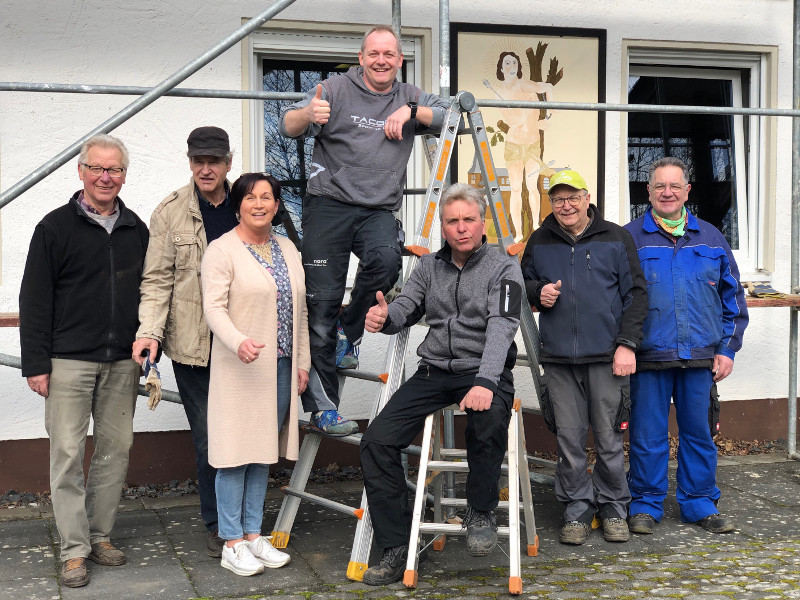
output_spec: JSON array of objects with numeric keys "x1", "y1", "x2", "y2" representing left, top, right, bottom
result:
[
  {"x1": 436, "y1": 139, "x2": 452, "y2": 181},
  {"x1": 480, "y1": 141, "x2": 496, "y2": 183},
  {"x1": 421, "y1": 201, "x2": 437, "y2": 239},
  {"x1": 495, "y1": 201, "x2": 510, "y2": 238}
]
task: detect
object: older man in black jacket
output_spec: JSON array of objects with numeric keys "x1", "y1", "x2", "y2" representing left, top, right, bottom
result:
[
  {"x1": 20, "y1": 134, "x2": 148, "y2": 588},
  {"x1": 521, "y1": 170, "x2": 647, "y2": 546}
]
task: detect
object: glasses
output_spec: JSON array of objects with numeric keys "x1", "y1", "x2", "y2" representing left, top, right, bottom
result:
[
  {"x1": 550, "y1": 194, "x2": 585, "y2": 208},
  {"x1": 81, "y1": 163, "x2": 125, "y2": 178},
  {"x1": 651, "y1": 183, "x2": 686, "y2": 193}
]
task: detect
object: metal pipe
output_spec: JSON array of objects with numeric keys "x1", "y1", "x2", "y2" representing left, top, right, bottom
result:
[
  {"x1": 789, "y1": 0, "x2": 800, "y2": 458},
  {"x1": 6, "y1": 81, "x2": 800, "y2": 118},
  {"x1": 0, "y1": 352, "x2": 182, "y2": 404},
  {"x1": 439, "y1": 0, "x2": 450, "y2": 101},
  {"x1": 0, "y1": 82, "x2": 304, "y2": 101},
  {"x1": 392, "y1": 0, "x2": 401, "y2": 38},
  {"x1": 0, "y1": 0, "x2": 298, "y2": 210}
]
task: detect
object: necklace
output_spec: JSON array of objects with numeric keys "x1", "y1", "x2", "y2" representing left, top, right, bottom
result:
[{"x1": 247, "y1": 240, "x2": 273, "y2": 264}]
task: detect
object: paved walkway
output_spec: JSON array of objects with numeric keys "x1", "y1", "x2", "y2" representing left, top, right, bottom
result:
[{"x1": 2, "y1": 453, "x2": 800, "y2": 599}]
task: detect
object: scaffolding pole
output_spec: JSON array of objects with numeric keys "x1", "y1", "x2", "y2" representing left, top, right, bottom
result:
[
  {"x1": 0, "y1": 0, "x2": 298, "y2": 210},
  {"x1": 788, "y1": 0, "x2": 800, "y2": 459}
]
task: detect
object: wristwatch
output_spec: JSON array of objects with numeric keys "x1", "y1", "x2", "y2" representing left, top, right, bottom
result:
[{"x1": 407, "y1": 101, "x2": 418, "y2": 120}]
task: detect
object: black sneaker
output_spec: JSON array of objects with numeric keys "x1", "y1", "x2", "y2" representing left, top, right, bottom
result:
[
  {"x1": 697, "y1": 513, "x2": 735, "y2": 533},
  {"x1": 363, "y1": 545, "x2": 408, "y2": 586},
  {"x1": 207, "y1": 530, "x2": 224, "y2": 558},
  {"x1": 628, "y1": 512, "x2": 656, "y2": 535},
  {"x1": 463, "y1": 505, "x2": 498, "y2": 557}
]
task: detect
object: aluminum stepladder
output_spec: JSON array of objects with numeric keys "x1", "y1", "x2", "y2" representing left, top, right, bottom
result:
[
  {"x1": 346, "y1": 90, "x2": 549, "y2": 580},
  {"x1": 269, "y1": 94, "x2": 467, "y2": 573},
  {"x1": 403, "y1": 399, "x2": 533, "y2": 595}
]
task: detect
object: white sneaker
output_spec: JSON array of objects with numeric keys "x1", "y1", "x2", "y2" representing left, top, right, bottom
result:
[
  {"x1": 247, "y1": 536, "x2": 291, "y2": 568},
  {"x1": 220, "y1": 541, "x2": 265, "y2": 576}
]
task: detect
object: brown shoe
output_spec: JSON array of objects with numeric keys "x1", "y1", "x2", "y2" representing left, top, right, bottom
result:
[
  {"x1": 88, "y1": 541, "x2": 126, "y2": 566},
  {"x1": 207, "y1": 530, "x2": 224, "y2": 558},
  {"x1": 61, "y1": 557, "x2": 90, "y2": 588}
]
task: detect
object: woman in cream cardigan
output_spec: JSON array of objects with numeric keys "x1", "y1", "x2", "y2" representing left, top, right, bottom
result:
[{"x1": 201, "y1": 173, "x2": 309, "y2": 577}]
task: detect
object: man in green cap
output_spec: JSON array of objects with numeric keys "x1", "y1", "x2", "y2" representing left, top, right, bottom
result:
[{"x1": 521, "y1": 169, "x2": 647, "y2": 545}]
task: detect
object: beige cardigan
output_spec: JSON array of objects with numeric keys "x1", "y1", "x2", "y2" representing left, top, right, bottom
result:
[{"x1": 201, "y1": 229, "x2": 310, "y2": 468}]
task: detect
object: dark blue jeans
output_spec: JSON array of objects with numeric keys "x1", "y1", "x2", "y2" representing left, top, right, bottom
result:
[
  {"x1": 300, "y1": 195, "x2": 402, "y2": 413},
  {"x1": 173, "y1": 361, "x2": 218, "y2": 532}
]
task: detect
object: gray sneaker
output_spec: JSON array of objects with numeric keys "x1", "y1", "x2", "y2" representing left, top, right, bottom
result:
[
  {"x1": 463, "y1": 506, "x2": 498, "y2": 556},
  {"x1": 602, "y1": 517, "x2": 630, "y2": 542},
  {"x1": 560, "y1": 521, "x2": 590, "y2": 545},
  {"x1": 207, "y1": 530, "x2": 224, "y2": 558},
  {"x1": 308, "y1": 410, "x2": 359, "y2": 436}
]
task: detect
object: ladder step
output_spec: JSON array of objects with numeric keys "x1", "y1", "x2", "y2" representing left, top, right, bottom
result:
[
  {"x1": 438, "y1": 498, "x2": 525, "y2": 510},
  {"x1": 281, "y1": 486, "x2": 364, "y2": 519},
  {"x1": 418, "y1": 523, "x2": 512, "y2": 536},
  {"x1": 336, "y1": 369, "x2": 385, "y2": 383},
  {"x1": 299, "y1": 422, "x2": 363, "y2": 445}
]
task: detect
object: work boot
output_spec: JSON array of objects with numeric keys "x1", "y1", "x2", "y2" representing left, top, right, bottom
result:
[
  {"x1": 559, "y1": 521, "x2": 590, "y2": 545},
  {"x1": 463, "y1": 505, "x2": 498, "y2": 556},
  {"x1": 697, "y1": 513, "x2": 735, "y2": 533},
  {"x1": 628, "y1": 512, "x2": 656, "y2": 534},
  {"x1": 88, "y1": 541, "x2": 126, "y2": 566},
  {"x1": 363, "y1": 544, "x2": 408, "y2": 586},
  {"x1": 61, "y1": 557, "x2": 90, "y2": 588},
  {"x1": 207, "y1": 530, "x2": 224, "y2": 558},
  {"x1": 602, "y1": 517, "x2": 630, "y2": 542}
]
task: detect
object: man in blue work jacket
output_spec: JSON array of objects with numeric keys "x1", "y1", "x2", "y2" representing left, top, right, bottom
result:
[{"x1": 624, "y1": 156, "x2": 749, "y2": 535}]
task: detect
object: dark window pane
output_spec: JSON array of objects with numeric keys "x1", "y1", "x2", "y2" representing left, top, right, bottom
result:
[{"x1": 627, "y1": 74, "x2": 741, "y2": 249}]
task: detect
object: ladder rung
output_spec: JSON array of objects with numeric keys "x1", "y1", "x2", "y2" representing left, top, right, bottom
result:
[
  {"x1": 418, "y1": 523, "x2": 512, "y2": 536},
  {"x1": 427, "y1": 460, "x2": 470, "y2": 472},
  {"x1": 438, "y1": 498, "x2": 522, "y2": 510},
  {"x1": 336, "y1": 369, "x2": 385, "y2": 383},
  {"x1": 281, "y1": 486, "x2": 363, "y2": 519},
  {"x1": 299, "y1": 422, "x2": 363, "y2": 445}
]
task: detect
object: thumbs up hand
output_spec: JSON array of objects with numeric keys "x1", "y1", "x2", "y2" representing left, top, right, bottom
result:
[
  {"x1": 365, "y1": 291, "x2": 390, "y2": 333},
  {"x1": 306, "y1": 83, "x2": 331, "y2": 125},
  {"x1": 540, "y1": 279, "x2": 562, "y2": 308}
]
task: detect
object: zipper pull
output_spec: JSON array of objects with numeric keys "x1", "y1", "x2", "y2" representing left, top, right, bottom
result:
[
  {"x1": 571, "y1": 246, "x2": 574, "y2": 265},
  {"x1": 587, "y1": 250, "x2": 591, "y2": 270}
]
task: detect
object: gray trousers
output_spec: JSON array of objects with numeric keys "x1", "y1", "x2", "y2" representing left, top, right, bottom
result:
[
  {"x1": 544, "y1": 362, "x2": 631, "y2": 523},
  {"x1": 45, "y1": 358, "x2": 139, "y2": 560}
]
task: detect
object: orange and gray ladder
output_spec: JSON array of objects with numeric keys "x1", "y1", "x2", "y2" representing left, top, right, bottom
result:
[{"x1": 270, "y1": 90, "x2": 548, "y2": 581}]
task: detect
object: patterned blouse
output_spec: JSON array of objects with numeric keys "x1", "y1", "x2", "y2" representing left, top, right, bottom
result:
[{"x1": 245, "y1": 238, "x2": 293, "y2": 357}]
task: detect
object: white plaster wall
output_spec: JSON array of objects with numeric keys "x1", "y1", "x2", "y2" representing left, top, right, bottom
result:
[{"x1": 0, "y1": 0, "x2": 796, "y2": 441}]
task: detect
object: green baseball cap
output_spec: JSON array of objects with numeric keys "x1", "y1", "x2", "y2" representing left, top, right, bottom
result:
[{"x1": 548, "y1": 169, "x2": 588, "y2": 192}]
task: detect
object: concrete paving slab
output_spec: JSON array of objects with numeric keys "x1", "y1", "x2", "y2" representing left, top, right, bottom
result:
[
  {"x1": 112, "y1": 509, "x2": 168, "y2": 540},
  {"x1": 0, "y1": 545, "x2": 57, "y2": 582},
  {"x1": 0, "y1": 575, "x2": 60, "y2": 600},
  {"x1": 0, "y1": 517, "x2": 51, "y2": 549},
  {"x1": 61, "y1": 563, "x2": 195, "y2": 600},
  {"x1": 185, "y1": 556, "x2": 316, "y2": 599}
]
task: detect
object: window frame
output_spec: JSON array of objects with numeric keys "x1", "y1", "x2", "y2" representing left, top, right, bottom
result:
[{"x1": 623, "y1": 43, "x2": 773, "y2": 280}]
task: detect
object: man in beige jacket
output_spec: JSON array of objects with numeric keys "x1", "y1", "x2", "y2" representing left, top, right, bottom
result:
[{"x1": 132, "y1": 126, "x2": 237, "y2": 557}]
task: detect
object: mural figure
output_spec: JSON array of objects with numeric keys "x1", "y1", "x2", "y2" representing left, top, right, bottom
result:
[{"x1": 484, "y1": 45, "x2": 563, "y2": 241}]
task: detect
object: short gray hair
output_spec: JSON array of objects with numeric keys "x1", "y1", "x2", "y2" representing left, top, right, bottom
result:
[
  {"x1": 79, "y1": 134, "x2": 130, "y2": 169},
  {"x1": 439, "y1": 183, "x2": 487, "y2": 220},
  {"x1": 361, "y1": 25, "x2": 402, "y2": 54},
  {"x1": 648, "y1": 156, "x2": 688, "y2": 185}
]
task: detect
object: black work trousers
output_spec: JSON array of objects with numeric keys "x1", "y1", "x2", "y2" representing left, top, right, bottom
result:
[
  {"x1": 360, "y1": 365, "x2": 513, "y2": 550},
  {"x1": 300, "y1": 195, "x2": 402, "y2": 413}
]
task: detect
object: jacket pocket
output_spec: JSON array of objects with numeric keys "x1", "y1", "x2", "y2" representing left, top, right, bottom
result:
[
  {"x1": 708, "y1": 382, "x2": 720, "y2": 438},
  {"x1": 173, "y1": 234, "x2": 200, "y2": 271},
  {"x1": 539, "y1": 384, "x2": 557, "y2": 434},
  {"x1": 614, "y1": 384, "x2": 631, "y2": 433}
]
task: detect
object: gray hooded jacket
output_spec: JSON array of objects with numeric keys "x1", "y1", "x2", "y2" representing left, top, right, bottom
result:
[
  {"x1": 381, "y1": 241, "x2": 523, "y2": 394},
  {"x1": 279, "y1": 66, "x2": 448, "y2": 211}
]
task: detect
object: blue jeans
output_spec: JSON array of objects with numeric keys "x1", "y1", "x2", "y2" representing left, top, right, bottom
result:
[
  {"x1": 172, "y1": 361, "x2": 217, "y2": 532},
  {"x1": 216, "y1": 357, "x2": 292, "y2": 540}
]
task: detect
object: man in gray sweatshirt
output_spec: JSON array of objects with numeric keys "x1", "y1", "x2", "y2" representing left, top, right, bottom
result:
[
  {"x1": 359, "y1": 183, "x2": 524, "y2": 585},
  {"x1": 279, "y1": 25, "x2": 449, "y2": 436}
]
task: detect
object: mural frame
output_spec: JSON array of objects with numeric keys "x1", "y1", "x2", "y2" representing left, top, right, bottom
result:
[{"x1": 451, "y1": 23, "x2": 606, "y2": 243}]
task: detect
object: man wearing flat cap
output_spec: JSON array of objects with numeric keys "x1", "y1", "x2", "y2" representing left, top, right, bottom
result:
[
  {"x1": 521, "y1": 169, "x2": 647, "y2": 546},
  {"x1": 133, "y1": 126, "x2": 237, "y2": 557}
]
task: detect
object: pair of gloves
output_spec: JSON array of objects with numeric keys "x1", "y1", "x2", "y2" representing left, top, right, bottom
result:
[{"x1": 143, "y1": 358, "x2": 162, "y2": 411}]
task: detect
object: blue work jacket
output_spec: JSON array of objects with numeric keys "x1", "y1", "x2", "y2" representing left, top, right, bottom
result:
[{"x1": 624, "y1": 208, "x2": 748, "y2": 362}]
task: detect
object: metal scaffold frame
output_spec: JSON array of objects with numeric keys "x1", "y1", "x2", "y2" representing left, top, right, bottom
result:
[{"x1": 0, "y1": 0, "x2": 798, "y2": 454}]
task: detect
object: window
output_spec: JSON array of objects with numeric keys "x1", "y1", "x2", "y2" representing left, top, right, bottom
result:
[{"x1": 625, "y1": 47, "x2": 773, "y2": 278}]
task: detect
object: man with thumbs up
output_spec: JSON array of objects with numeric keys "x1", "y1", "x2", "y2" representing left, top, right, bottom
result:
[
  {"x1": 278, "y1": 26, "x2": 448, "y2": 436},
  {"x1": 520, "y1": 170, "x2": 647, "y2": 546}
]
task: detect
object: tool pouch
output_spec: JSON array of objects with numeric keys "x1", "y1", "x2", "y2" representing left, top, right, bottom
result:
[
  {"x1": 709, "y1": 383, "x2": 721, "y2": 437},
  {"x1": 539, "y1": 384, "x2": 557, "y2": 434},
  {"x1": 614, "y1": 384, "x2": 631, "y2": 433}
]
